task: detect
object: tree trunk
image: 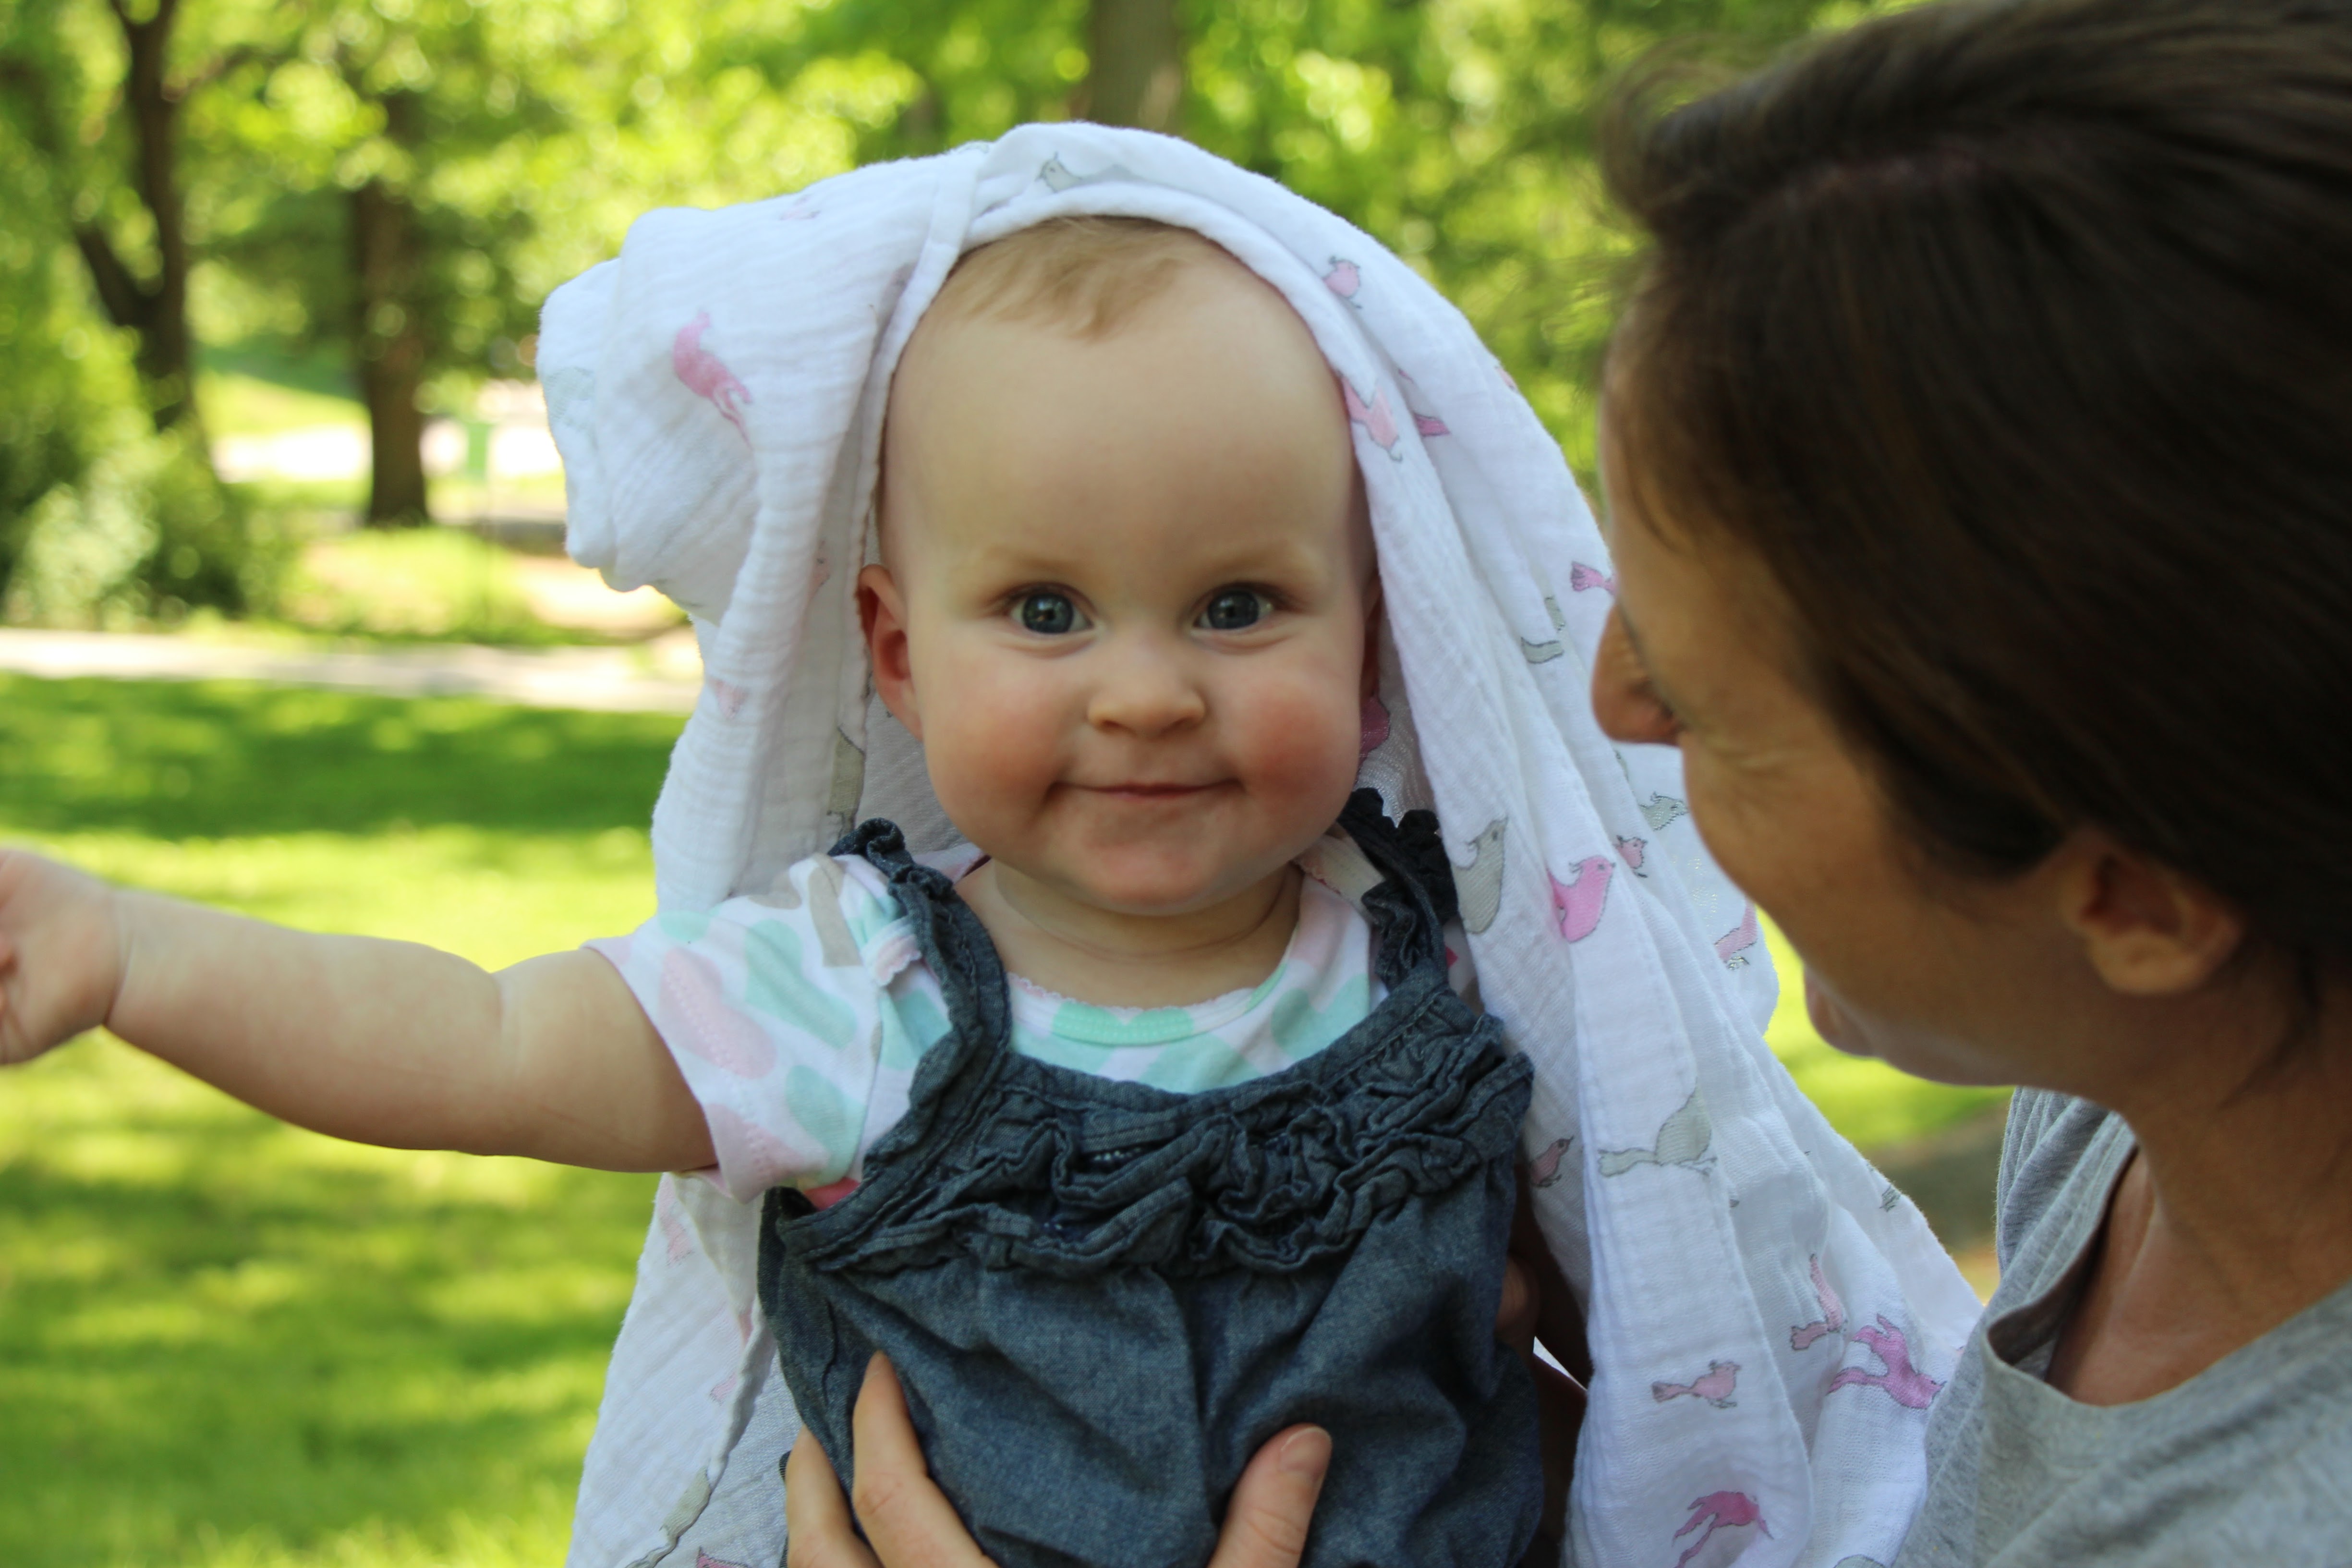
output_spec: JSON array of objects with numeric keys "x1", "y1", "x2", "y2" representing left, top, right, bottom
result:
[
  {"x1": 1083, "y1": 0, "x2": 1183, "y2": 132},
  {"x1": 351, "y1": 100, "x2": 429, "y2": 527},
  {"x1": 73, "y1": 0, "x2": 197, "y2": 432}
]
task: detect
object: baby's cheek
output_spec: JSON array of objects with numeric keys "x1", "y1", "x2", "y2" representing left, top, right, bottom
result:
[
  {"x1": 920, "y1": 671, "x2": 1068, "y2": 813},
  {"x1": 1235, "y1": 674, "x2": 1364, "y2": 805}
]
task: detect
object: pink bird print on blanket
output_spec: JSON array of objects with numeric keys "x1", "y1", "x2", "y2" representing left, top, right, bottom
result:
[
  {"x1": 1790, "y1": 1252, "x2": 1848, "y2": 1350},
  {"x1": 1652, "y1": 1359, "x2": 1739, "y2": 1409},
  {"x1": 696, "y1": 1553, "x2": 752, "y2": 1568},
  {"x1": 673, "y1": 311, "x2": 752, "y2": 438},
  {"x1": 1323, "y1": 257, "x2": 1361, "y2": 300},
  {"x1": 1715, "y1": 902, "x2": 1760, "y2": 967},
  {"x1": 705, "y1": 675, "x2": 750, "y2": 718},
  {"x1": 1549, "y1": 855, "x2": 1613, "y2": 942},
  {"x1": 1615, "y1": 835, "x2": 1648, "y2": 874},
  {"x1": 1829, "y1": 1315, "x2": 1943, "y2": 1409},
  {"x1": 1569, "y1": 561, "x2": 1617, "y2": 596},
  {"x1": 1343, "y1": 379, "x2": 1401, "y2": 455},
  {"x1": 1528, "y1": 1135, "x2": 1573, "y2": 1188},
  {"x1": 1412, "y1": 412, "x2": 1450, "y2": 438},
  {"x1": 1673, "y1": 1492, "x2": 1770, "y2": 1568},
  {"x1": 657, "y1": 1198, "x2": 694, "y2": 1264}
]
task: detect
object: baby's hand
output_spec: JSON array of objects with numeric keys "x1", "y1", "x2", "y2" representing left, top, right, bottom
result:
[{"x1": 0, "y1": 850, "x2": 125, "y2": 1068}]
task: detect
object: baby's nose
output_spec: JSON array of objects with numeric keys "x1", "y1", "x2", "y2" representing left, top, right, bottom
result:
[{"x1": 1086, "y1": 641, "x2": 1208, "y2": 736}]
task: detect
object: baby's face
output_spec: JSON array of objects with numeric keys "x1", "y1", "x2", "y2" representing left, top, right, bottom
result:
[{"x1": 865, "y1": 254, "x2": 1374, "y2": 920}]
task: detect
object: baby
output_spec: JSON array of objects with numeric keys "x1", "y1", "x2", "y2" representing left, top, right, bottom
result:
[{"x1": 0, "y1": 219, "x2": 1540, "y2": 1567}]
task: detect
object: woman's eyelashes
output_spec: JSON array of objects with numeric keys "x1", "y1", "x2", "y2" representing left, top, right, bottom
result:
[{"x1": 1630, "y1": 675, "x2": 1686, "y2": 741}]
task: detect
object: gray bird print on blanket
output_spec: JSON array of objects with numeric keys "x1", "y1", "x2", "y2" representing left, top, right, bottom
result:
[
  {"x1": 1038, "y1": 154, "x2": 1135, "y2": 192},
  {"x1": 1598, "y1": 1088, "x2": 1712, "y2": 1176},
  {"x1": 1639, "y1": 792, "x2": 1690, "y2": 832},
  {"x1": 1451, "y1": 819, "x2": 1507, "y2": 934},
  {"x1": 1519, "y1": 588, "x2": 1569, "y2": 663}
]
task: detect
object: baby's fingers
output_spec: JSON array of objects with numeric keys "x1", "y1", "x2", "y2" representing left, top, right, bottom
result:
[
  {"x1": 784, "y1": 1425, "x2": 882, "y2": 1568},
  {"x1": 1207, "y1": 1425, "x2": 1330, "y2": 1568}
]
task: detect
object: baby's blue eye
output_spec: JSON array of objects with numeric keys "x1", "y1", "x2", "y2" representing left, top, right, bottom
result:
[
  {"x1": 1200, "y1": 589, "x2": 1271, "y2": 631},
  {"x1": 1016, "y1": 592, "x2": 1081, "y2": 635}
]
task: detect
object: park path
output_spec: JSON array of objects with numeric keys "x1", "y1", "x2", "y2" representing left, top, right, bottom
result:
[{"x1": 0, "y1": 627, "x2": 700, "y2": 715}]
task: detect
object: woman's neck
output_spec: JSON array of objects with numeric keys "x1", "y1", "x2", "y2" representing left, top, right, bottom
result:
[
  {"x1": 956, "y1": 858, "x2": 1305, "y2": 1010},
  {"x1": 2048, "y1": 993, "x2": 2352, "y2": 1405}
]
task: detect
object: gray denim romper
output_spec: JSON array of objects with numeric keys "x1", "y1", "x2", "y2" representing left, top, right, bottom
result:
[{"x1": 759, "y1": 792, "x2": 1540, "y2": 1568}]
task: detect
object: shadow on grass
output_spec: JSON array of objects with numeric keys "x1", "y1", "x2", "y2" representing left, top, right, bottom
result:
[
  {"x1": 0, "y1": 1044, "x2": 655, "y2": 1566},
  {"x1": 0, "y1": 673, "x2": 682, "y2": 840}
]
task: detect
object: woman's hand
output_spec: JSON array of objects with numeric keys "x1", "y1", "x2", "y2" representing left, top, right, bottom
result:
[{"x1": 784, "y1": 1353, "x2": 1332, "y2": 1568}]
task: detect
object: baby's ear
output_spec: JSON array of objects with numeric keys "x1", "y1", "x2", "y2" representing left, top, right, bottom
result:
[{"x1": 859, "y1": 564, "x2": 922, "y2": 739}]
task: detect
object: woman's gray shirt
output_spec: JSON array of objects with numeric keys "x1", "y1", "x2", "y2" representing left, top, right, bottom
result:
[{"x1": 1893, "y1": 1089, "x2": 2352, "y2": 1568}]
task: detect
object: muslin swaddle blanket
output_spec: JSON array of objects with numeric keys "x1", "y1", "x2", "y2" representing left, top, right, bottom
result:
[{"x1": 541, "y1": 124, "x2": 1980, "y2": 1568}]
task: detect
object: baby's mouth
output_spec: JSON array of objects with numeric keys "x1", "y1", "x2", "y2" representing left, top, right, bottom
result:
[{"x1": 1081, "y1": 781, "x2": 1222, "y2": 800}]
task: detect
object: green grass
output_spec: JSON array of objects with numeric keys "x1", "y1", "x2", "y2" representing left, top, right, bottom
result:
[
  {"x1": 0, "y1": 675, "x2": 683, "y2": 1568},
  {"x1": 199, "y1": 373, "x2": 365, "y2": 439},
  {"x1": 277, "y1": 530, "x2": 586, "y2": 647},
  {"x1": 0, "y1": 671, "x2": 2000, "y2": 1564}
]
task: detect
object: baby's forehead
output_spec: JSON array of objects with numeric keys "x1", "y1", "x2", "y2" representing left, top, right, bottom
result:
[{"x1": 879, "y1": 218, "x2": 1358, "y2": 569}]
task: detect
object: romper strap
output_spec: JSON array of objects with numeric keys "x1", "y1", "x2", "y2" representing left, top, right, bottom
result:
[
  {"x1": 1334, "y1": 790, "x2": 1457, "y2": 987},
  {"x1": 828, "y1": 818, "x2": 1017, "y2": 1132}
]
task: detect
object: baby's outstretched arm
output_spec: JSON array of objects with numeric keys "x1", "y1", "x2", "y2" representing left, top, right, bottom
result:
[{"x1": 0, "y1": 849, "x2": 712, "y2": 1173}]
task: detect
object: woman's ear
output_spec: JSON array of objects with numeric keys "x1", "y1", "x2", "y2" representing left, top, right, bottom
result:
[
  {"x1": 2052, "y1": 829, "x2": 2247, "y2": 997},
  {"x1": 859, "y1": 563, "x2": 921, "y2": 740}
]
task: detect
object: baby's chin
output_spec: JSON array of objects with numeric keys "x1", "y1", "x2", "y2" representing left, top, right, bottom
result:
[{"x1": 1011, "y1": 844, "x2": 1300, "y2": 921}]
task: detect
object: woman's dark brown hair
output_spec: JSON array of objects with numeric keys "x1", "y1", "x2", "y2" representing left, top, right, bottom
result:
[{"x1": 1603, "y1": 0, "x2": 2352, "y2": 972}]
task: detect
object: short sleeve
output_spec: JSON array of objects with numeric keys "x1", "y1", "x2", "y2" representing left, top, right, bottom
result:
[{"x1": 586, "y1": 854, "x2": 917, "y2": 1202}]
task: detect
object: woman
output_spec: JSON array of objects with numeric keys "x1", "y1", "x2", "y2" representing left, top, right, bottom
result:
[{"x1": 788, "y1": 0, "x2": 2352, "y2": 1560}]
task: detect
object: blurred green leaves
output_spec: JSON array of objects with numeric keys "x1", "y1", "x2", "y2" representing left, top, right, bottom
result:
[{"x1": 3, "y1": 0, "x2": 1889, "y2": 596}]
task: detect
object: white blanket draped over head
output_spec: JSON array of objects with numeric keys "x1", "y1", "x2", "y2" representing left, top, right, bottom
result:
[{"x1": 541, "y1": 123, "x2": 1979, "y2": 1568}]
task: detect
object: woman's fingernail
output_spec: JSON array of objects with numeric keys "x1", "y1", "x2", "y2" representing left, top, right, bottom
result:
[{"x1": 1280, "y1": 1427, "x2": 1332, "y2": 1477}]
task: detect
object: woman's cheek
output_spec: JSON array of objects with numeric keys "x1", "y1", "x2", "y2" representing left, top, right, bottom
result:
[{"x1": 1676, "y1": 751, "x2": 1777, "y2": 908}]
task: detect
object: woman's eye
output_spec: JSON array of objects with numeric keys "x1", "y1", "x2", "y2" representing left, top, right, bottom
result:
[
  {"x1": 1199, "y1": 589, "x2": 1272, "y2": 632},
  {"x1": 1015, "y1": 592, "x2": 1083, "y2": 635}
]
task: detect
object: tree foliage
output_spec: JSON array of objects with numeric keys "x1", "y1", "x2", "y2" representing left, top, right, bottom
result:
[
  {"x1": 796, "y1": 0, "x2": 1877, "y2": 482},
  {"x1": 3, "y1": 0, "x2": 1885, "y2": 601}
]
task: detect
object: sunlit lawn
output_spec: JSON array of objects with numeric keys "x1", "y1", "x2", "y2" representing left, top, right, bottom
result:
[
  {"x1": 0, "y1": 672, "x2": 2001, "y2": 1566},
  {"x1": 0, "y1": 675, "x2": 679, "y2": 1568}
]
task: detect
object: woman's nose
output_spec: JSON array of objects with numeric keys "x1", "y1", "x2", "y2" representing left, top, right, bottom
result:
[
  {"x1": 1086, "y1": 638, "x2": 1208, "y2": 736},
  {"x1": 1590, "y1": 608, "x2": 1682, "y2": 746}
]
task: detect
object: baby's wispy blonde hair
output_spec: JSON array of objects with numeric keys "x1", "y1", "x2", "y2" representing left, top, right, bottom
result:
[{"x1": 928, "y1": 215, "x2": 1236, "y2": 339}]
